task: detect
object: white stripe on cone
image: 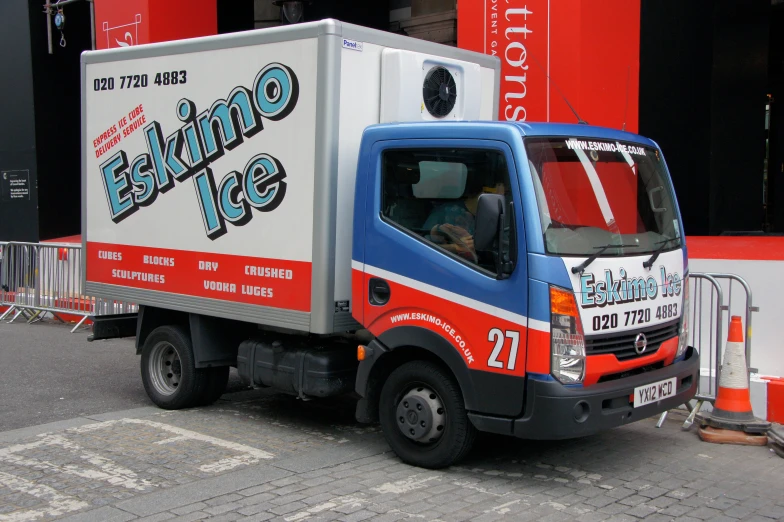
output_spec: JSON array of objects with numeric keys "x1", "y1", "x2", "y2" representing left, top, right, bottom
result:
[{"x1": 720, "y1": 340, "x2": 749, "y2": 390}]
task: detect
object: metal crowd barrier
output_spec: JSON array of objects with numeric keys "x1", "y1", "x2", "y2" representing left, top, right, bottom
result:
[
  {"x1": 657, "y1": 272, "x2": 757, "y2": 429},
  {"x1": 0, "y1": 241, "x2": 137, "y2": 332},
  {"x1": 0, "y1": 241, "x2": 7, "y2": 310}
]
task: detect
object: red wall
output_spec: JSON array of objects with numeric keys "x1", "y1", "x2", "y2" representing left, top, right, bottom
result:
[
  {"x1": 457, "y1": 0, "x2": 640, "y2": 131},
  {"x1": 94, "y1": 0, "x2": 216, "y2": 50},
  {"x1": 94, "y1": 0, "x2": 149, "y2": 49},
  {"x1": 149, "y1": 0, "x2": 217, "y2": 44}
]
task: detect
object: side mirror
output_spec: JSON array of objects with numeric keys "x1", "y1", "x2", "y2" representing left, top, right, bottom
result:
[{"x1": 474, "y1": 194, "x2": 505, "y2": 252}]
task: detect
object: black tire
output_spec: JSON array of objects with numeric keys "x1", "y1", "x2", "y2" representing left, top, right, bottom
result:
[
  {"x1": 140, "y1": 325, "x2": 208, "y2": 410},
  {"x1": 379, "y1": 360, "x2": 476, "y2": 469},
  {"x1": 197, "y1": 366, "x2": 230, "y2": 406}
]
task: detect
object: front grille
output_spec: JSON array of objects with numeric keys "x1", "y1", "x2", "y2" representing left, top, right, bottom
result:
[
  {"x1": 585, "y1": 320, "x2": 680, "y2": 361},
  {"x1": 597, "y1": 362, "x2": 665, "y2": 383}
]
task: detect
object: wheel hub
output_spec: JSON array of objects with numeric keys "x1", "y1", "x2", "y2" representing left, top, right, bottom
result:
[
  {"x1": 396, "y1": 386, "x2": 446, "y2": 443},
  {"x1": 149, "y1": 341, "x2": 181, "y2": 396}
]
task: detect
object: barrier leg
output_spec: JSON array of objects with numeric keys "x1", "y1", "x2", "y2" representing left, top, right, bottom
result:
[
  {"x1": 683, "y1": 400, "x2": 704, "y2": 430},
  {"x1": 9, "y1": 309, "x2": 24, "y2": 323},
  {"x1": 658, "y1": 400, "x2": 700, "y2": 428},
  {"x1": 50, "y1": 313, "x2": 65, "y2": 324},
  {"x1": 26, "y1": 310, "x2": 44, "y2": 324},
  {"x1": 70, "y1": 315, "x2": 89, "y2": 333},
  {"x1": 0, "y1": 305, "x2": 15, "y2": 321},
  {"x1": 31, "y1": 311, "x2": 49, "y2": 323}
]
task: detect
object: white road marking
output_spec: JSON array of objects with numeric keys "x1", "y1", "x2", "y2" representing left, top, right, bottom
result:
[
  {"x1": 0, "y1": 416, "x2": 275, "y2": 521},
  {"x1": 72, "y1": 418, "x2": 273, "y2": 470},
  {"x1": 284, "y1": 496, "x2": 366, "y2": 522},
  {"x1": 0, "y1": 471, "x2": 88, "y2": 522},
  {"x1": 489, "y1": 499, "x2": 521, "y2": 514},
  {"x1": 200, "y1": 456, "x2": 262, "y2": 474},
  {"x1": 451, "y1": 466, "x2": 575, "y2": 482},
  {"x1": 153, "y1": 435, "x2": 190, "y2": 445},
  {"x1": 284, "y1": 501, "x2": 337, "y2": 521},
  {"x1": 541, "y1": 500, "x2": 590, "y2": 515},
  {"x1": 372, "y1": 474, "x2": 440, "y2": 494},
  {"x1": 451, "y1": 480, "x2": 505, "y2": 497},
  {"x1": 0, "y1": 434, "x2": 151, "y2": 491}
]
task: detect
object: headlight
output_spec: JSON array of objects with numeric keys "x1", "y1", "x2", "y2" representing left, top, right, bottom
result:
[
  {"x1": 550, "y1": 286, "x2": 586, "y2": 384},
  {"x1": 677, "y1": 275, "x2": 690, "y2": 358}
]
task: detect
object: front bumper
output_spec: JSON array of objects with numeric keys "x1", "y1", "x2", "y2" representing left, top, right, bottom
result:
[{"x1": 468, "y1": 346, "x2": 700, "y2": 439}]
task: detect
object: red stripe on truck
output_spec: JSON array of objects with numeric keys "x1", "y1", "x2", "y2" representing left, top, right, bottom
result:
[
  {"x1": 86, "y1": 242, "x2": 312, "y2": 312},
  {"x1": 357, "y1": 268, "x2": 537, "y2": 377}
]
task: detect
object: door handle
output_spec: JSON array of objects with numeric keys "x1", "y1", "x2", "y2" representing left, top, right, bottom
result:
[{"x1": 369, "y1": 278, "x2": 391, "y2": 306}]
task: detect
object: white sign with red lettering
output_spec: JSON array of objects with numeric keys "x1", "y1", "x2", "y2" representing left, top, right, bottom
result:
[{"x1": 84, "y1": 38, "x2": 318, "y2": 312}]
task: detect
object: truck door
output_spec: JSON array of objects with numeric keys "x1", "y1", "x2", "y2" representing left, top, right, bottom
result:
[{"x1": 358, "y1": 140, "x2": 529, "y2": 417}]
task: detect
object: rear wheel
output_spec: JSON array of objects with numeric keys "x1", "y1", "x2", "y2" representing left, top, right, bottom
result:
[
  {"x1": 141, "y1": 325, "x2": 207, "y2": 409},
  {"x1": 379, "y1": 360, "x2": 476, "y2": 469}
]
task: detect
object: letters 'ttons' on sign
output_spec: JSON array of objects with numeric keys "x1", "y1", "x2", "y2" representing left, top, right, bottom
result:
[{"x1": 456, "y1": 0, "x2": 641, "y2": 132}]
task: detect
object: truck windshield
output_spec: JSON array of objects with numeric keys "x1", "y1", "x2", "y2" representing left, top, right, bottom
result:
[{"x1": 525, "y1": 137, "x2": 681, "y2": 257}]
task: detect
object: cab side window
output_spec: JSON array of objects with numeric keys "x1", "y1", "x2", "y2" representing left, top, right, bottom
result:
[{"x1": 381, "y1": 148, "x2": 514, "y2": 274}]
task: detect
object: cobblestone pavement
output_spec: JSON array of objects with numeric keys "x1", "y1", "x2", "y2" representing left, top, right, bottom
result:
[{"x1": 0, "y1": 387, "x2": 782, "y2": 522}]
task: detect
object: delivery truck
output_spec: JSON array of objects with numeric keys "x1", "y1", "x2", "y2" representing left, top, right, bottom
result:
[{"x1": 83, "y1": 20, "x2": 699, "y2": 468}]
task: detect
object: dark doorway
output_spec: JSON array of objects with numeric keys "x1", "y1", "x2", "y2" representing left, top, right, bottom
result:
[
  {"x1": 766, "y1": 3, "x2": 784, "y2": 232},
  {"x1": 639, "y1": 0, "x2": 770, "y2": 236}
]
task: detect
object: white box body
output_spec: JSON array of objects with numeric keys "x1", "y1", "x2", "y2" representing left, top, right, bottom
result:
[{"x1": 82, "y1": 20, "x2": 500, "y2": 334}]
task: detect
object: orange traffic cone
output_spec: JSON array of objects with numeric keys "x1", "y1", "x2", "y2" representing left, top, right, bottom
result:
[{"x1": 698, "y1": 316, "x2": 770, "y2": 443}]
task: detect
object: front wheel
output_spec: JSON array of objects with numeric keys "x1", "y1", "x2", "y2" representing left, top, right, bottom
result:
[{"x1": 379, "y1": 360, "x2": 476, "y2": 469}]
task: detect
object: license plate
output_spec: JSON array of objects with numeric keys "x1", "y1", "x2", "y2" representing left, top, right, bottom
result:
[{"x1": 633, "y1": 377, "x2": 677, "y2": 407}]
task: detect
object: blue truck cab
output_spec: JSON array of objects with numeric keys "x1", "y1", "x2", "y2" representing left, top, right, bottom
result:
[{"x1": 350, "y1": 121, "x2": 699, "y2": 468}]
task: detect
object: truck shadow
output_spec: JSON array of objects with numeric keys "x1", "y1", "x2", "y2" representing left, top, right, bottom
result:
[
  {"x1": 218, "y1": 379, "x2": 367, "y2": 430},
  {"x1": 215, "y1": 369, "x2": 677, "y2": 474}
]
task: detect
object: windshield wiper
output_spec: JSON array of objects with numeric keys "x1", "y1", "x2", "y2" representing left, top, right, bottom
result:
[
  {"x1": 643, "y1": 237, "x2": 680, "y2": 270},
  {"x1": 571, "y1": 244, "x2": 639, "y2": 275}
]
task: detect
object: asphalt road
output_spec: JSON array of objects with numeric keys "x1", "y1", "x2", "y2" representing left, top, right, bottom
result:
[
  {"x1": 1, "y1": 319, "x2": 783, "y2": 522},
  {"x1": 1, "y1": 381, "x2": 783, "y2": 522},
  {"x1": 0, "y1": 318, "x2": 247, "y2": 431}
]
